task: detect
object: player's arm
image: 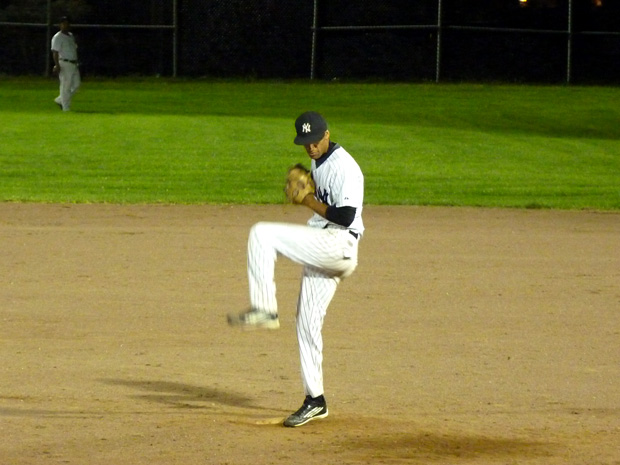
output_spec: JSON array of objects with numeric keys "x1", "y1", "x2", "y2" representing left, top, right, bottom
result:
[
  {"x1": 301, "y1": 195, "x2": 356, "y2": 227},
  {"x1": 52, "y1": 50, "x2": 60, "y2": 72}
]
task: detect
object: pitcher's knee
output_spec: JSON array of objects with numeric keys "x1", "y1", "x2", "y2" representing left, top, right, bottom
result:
[
  {"x1": 250, "y1": 221, "x2": 269, "y2": 239},
  {"x1": 249, "y1": 222, "x2": 278, "y2": 246}
]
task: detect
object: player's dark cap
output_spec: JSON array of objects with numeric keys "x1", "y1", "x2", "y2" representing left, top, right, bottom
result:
[
  {"x1": 294, "y1": 111, "x2": 328, "y2": 145},
  {"x1": 59, "y1": 16, "x2": 70, "y2": 23}
]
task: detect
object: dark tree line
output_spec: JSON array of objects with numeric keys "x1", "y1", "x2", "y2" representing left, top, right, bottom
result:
[{"x1": 0, "y1": 0, "x2": 618, "y2": 82}]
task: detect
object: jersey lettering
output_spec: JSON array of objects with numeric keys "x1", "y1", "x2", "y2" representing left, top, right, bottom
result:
[{"x1": 316, "y1": 186, "x2": 330, "y2": 205}]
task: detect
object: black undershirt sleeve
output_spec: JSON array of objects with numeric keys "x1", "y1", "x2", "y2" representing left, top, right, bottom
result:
[{"x1": 325, "y1": 205, "x2": 356, "y2": 227}]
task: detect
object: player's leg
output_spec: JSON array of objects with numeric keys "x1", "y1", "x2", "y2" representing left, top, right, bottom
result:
[
  {"x1": 247, "y1": 221, "x2": 352, "y2": 309},
  {"x1": 283, "y1": 266, "x2": 337, "y2": 427},
  {"x1": 63, "y1": 64, "x2": 80, "y2": 110},
  {"x1": 58, "y1": 65, "x2": 74, "y2": 111},
  {"x1": 247, "y1": 222, "x2": 280, "y2": 315},
  {"x1": 55, "y1": 72, "x2": 64, "y2": 109},
  {"x1": 69, "y1": 67, "x2": 81, "y2": 98},
  {"x1": 227, "y1": 221, "x2": 285, "y2": 329},
  {"x1": 296, "y1": 266, "x2": 339, "y2": 398},
  {"x1": 252, "y1": 221, "x2": 357, "y2": 270},
  {"x1": 228, "y1": 221, "x2": 356, "y2": 329}
]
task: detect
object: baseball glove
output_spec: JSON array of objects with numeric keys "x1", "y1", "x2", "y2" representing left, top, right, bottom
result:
[{"x1": 285, "y1": 163, "x2": 315, "y2": 204}]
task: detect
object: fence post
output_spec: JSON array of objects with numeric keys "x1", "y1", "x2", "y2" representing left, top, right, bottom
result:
[
  {"x1": 173, "y1": 0, "x2": 178, "y2": 77},
  {"x1": 566, "y1": 0, "x2": 573, "y2": 84},
  {"x1": 435, "y1": 0, "x2": 443, "y2": 83},
  {"x1": 45, "y1": 0, "x2": 52, "y2": 77},
  {"x1": 310, "y1": 0, "x2": 319, "y2": 79}
]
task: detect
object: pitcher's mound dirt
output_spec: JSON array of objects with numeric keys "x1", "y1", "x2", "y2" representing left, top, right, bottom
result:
[{"x1": 1, "y1": 204, "x2": 618, "y2": 465}]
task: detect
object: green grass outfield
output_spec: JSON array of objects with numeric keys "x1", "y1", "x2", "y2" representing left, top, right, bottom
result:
[{"x1": 1, "y1": 77, "x2": 619, "y2": 209}]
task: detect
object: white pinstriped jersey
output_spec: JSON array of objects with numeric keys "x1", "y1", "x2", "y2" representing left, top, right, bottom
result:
[{"x1": 307, "y1": 143, "x2": 364, "y2": 235}]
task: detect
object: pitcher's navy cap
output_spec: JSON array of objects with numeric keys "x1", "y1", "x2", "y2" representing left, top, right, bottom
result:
[{"x1": 294, "y1": 111, "x2": 328, "y2": 145}]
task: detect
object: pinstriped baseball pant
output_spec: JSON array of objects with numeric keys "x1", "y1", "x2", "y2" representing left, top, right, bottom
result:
[{"x1": 247, "y1": 221, "x2": 358, "y2": 397}]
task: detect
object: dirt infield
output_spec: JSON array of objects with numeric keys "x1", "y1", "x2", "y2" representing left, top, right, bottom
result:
[{"x1": 1, "y1": 204, "x2": 619, "y2": 465}]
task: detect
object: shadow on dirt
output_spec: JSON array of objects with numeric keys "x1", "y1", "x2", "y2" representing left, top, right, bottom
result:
[
  {"x1": 100, "y1": 379, "x2": 264, "y2": 411},
  {"x1": 337, "y1": 428, "x2": 557, "y2": 462}
]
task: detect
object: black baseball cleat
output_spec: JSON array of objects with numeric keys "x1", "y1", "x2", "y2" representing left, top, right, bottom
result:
[
  {"x1": 283, "y1": 395, "x2": 328, "y2": 427},
  {"x1": 227, "y1": 308, "x2": 280, "y2": 330}
]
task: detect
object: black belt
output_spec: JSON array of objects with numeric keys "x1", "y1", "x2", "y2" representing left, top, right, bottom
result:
[
  {"x1": 324, "y1": 224, "x2": 359, "y2": 239},
  {"x1": 61, "y1": 59, "x2": 78, "y2": 64}
]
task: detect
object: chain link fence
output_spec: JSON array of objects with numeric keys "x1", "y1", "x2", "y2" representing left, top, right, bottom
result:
[{"x1": 0, "y1": 0, "x2": 618, "y2": 84}]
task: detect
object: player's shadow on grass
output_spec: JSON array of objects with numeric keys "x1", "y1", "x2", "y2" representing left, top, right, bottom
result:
[{"x1": 101, "y1": 379, "x2": 268, "y2": 411}]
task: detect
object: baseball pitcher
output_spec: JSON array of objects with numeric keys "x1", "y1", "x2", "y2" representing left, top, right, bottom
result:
[{"x1": 228, "y1": 111, "x2": 365, "y2": 427}]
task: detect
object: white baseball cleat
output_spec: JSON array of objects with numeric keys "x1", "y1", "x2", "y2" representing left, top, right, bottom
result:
[{"x1": 227, "y1": 308, "x2": 280, "y2": 330}]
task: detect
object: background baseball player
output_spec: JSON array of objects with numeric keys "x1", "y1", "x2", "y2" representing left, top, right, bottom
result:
[
  {"x1": 51, "y1": 16, "x2": 80, "y2": 112},
  {"x1": 228, "y1": 111, "x2": 365, "y2": 427}
]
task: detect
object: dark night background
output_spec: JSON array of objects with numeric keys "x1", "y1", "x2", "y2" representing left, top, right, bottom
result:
[{"x1": 0, "y1": 0, "x2": 618, "y2": 83}]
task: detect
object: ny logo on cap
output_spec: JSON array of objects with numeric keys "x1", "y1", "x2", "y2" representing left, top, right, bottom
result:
[{"x1": 302, "y1": 123, "x2": 311, "y2": 133}]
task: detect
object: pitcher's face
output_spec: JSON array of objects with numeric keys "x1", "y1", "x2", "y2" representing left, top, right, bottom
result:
[{"x1": 303, "y1": 130, "x2": 330, "y2": 160}]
